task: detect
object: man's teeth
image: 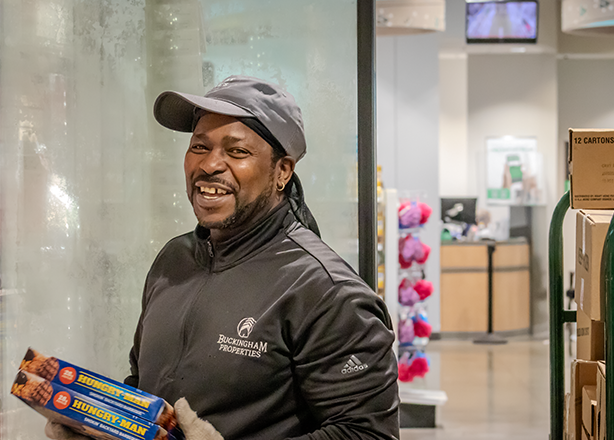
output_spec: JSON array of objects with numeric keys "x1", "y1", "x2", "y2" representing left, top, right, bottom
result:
[{"x1": 200, "y1": 187, "x2": 228, "y2": 195}]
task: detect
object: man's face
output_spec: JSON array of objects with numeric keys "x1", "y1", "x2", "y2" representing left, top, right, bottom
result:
[{"x1": 185, "y1": 112, "x2": 282, "y2": 241}]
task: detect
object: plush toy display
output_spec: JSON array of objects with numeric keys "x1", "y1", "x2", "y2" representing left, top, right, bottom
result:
[
  {"x1": 398, "y1": 351, "x2": 430, "y2": 382},
  {"x1": 396, "y1": 196, "x2": 434, "y2": 381},
  {"x1": 398, "y1": 235, "x2": 431, "y2": 269},
  {"x1": 398, "y1": 201, "x2": 433, "y2": 229}
]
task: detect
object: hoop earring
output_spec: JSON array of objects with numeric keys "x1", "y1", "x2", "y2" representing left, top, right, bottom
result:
[{"x1": 276, "y1": 181, "x2": 286, "y2": 192}]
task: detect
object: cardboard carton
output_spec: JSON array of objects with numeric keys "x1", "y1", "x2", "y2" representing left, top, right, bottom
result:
[
  {"x1": 582, "y1": 424, "x2": 590, "y2": 440},
  {"x1": 575, "y1": 210, "x2": 614, "y2": 321},
  {"x1": 597, "y1": 362, "x2": 606, "y2": 440},
  {"x1": 563, "y1": 393, "x2": 571, "y2": 440},
  {"x1": 569, "y1": 128, "x2": 614, "y2": 209},
  {"x1": 582, "y1": 385, "x2": 597, "y2": 436},
  {"x1": 571, "y1": 360, "x2": 599, "y2": 440},
  {"x1": 577, "y1": 307, "x2": 605, "y2": 361}
]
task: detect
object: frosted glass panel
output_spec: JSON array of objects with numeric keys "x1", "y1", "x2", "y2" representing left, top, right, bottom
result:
[
  {"x1": 0, "y1": 1, "x2": 358, "y2": 438},
  {"x1": 199, "y1": 0, "x2": 359, "y2": 265}
]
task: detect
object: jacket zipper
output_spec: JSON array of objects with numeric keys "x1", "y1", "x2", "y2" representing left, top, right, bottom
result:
[{"x1": 171, "y1": 239, "x2": 214, "y2": 379}]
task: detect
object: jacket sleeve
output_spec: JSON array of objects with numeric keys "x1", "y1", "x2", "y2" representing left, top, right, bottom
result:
[
  {"x1": 123, "y1": 315, "x2": 142, "y2": 388},
  {"x1": 124, "y1": 269, "x2": 155, "y2": 388},
  {"x1": 286, "y1": 282, "x2": 400, "y2": 440}
]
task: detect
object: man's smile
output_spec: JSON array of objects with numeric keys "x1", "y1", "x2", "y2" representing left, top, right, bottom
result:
[
  {"x1": 194, "y1": 180, "x2": 235, "y2": 202},
  {"x1": 199, "y1": 186, "x2": 229, "y2": 195}
]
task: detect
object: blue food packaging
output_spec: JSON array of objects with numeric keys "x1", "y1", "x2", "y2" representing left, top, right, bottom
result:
[
  {"x1": 19, "y1": 347, "x2": 167, "y2": 423},
  {"x1": 12, "y1": 370, "x2": 174, "y2": 440}
]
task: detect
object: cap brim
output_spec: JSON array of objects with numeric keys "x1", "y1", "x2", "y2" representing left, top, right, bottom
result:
[{"x1": 153, "y1": 91, "x2": 254, "y2": 132}]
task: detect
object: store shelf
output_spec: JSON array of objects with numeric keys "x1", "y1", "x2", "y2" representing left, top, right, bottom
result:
[{"x1": 398, "y1": 383, "x2": 448, "y2": 406}]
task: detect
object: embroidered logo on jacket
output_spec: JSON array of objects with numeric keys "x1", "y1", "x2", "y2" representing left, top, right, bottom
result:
[
  {"x1": 341, "y1": 355, "x2": 369, "y2": 374},
  {"x1": 237, "y1": 317, "x2": 257, "y2": 338},
  {"x1": 216, "y1": 318, "x2": 268, "y2": 358}
]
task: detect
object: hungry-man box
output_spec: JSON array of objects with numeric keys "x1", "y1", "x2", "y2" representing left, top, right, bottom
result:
[
  {"x1": 569, "y1": 128, "x2": 614, "y2": 209},
  {"x1": 18, "y1": 348, "x2": 169, "y2": 423},
  {"x1": 11, "y1": 370, "x2": 174, "y2": 440}
]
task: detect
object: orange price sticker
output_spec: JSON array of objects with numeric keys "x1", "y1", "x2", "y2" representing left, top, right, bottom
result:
[
  {"x1": 53, "y1": 391, "x2": 71, "y2": 410},
  {"x1": 59, "y1": 367, "x2": 77, "y2": 385}
]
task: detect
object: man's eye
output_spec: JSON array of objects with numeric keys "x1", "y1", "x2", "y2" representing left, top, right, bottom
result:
[
  {"x1": 191, "y1": 144, "x2": 208, "y2": 151},
  {"x1": 230, "y1": 148, "x2": 249, "y2": 156}
]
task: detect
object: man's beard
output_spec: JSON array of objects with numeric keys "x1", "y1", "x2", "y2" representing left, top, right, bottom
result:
[{"x1": 199, "y1": 175, "x2": 276, "y2": 232}]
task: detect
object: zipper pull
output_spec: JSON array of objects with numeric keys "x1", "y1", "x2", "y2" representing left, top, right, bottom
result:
[{"x1": 207, "y1": 239, "x2": 214, "y2": 258}]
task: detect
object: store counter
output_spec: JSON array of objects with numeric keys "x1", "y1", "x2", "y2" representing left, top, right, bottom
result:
[{"x1": 440, "y1": 238, "x2": 530, "y2": 334}]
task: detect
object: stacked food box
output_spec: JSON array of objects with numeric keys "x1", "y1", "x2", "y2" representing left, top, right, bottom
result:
[
  {"x1": 566, "y1": 128, "x2": 614, "y2": 440},
  {"x1": 11, "y1": 348, "x2": 183, "y2": 440}
]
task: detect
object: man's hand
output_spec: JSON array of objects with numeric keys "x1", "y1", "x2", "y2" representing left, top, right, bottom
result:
[
  {"x1": 45, "y1": 421, "x2": 92, "y2": 440},
  {"x1": 174, "y1": 398, "x2": 224, "y2": 440}
]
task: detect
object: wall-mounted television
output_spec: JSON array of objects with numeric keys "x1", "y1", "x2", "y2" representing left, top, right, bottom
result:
[{"x1": 466, "y1": 0, "x2": 538, "y2": 44}]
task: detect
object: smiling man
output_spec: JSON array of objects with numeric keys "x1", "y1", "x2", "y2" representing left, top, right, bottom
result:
[{"x1": 46, "y1": 76, "x2": 399, "y2": 440}]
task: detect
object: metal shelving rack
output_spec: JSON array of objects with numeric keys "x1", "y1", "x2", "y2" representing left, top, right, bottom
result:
[
  {"x1": 548, "y1": 191, "x2": 576, "y2": 440},
  {"x1": 549, "y1": 190, "x2": 614, "y2": 440}
]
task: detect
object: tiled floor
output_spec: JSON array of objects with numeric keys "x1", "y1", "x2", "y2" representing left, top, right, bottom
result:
[{"x1": 400, "y1": 336, "x2": 559, "y2": 440}]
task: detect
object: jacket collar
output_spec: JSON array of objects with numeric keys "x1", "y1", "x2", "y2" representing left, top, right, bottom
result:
[{"x1": 193, "y1": 200, "x2": 293, "y2": 271}]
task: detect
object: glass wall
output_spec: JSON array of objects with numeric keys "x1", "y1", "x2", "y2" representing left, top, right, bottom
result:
[{"x1": 0, "y1": 0, "x2": 359, "y2": 438}]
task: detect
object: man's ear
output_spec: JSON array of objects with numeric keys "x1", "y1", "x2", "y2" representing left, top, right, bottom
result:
[{"x1": 278, "y1": 156, "x2": 296, "y2": 186}]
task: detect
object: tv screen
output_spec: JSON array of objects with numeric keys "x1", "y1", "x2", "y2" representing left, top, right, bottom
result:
[{"x1": 466, "y1": 0, "x2": 538, "y2": 44}]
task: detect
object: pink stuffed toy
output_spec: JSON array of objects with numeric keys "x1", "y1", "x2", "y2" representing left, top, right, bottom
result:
[
  {"x1": 419, "y1": 203, "x2": 432, "y2": 225},
  {"x1": 398, "y1": 352, "x2": 430, "y2": 382},
  {"x1": 398, "y1": 201, "x2": 422, "y2": 229},
  {"x1": 399, "y1": 235, "x2": 431, "y2": 268},
  {"x1": 398, "y1": 318, "x2": 415, "y2": 344},
  {"x1": 413, "y1": 280, "x2": 433, "y2": 301},
  {"x1": 398, "y1": 278, "x2": 421, "y2": 306},
  {"x1": 412, "y1": 312, "x2": 432, "y2": 338},
  {"x1": 398, "y1": 201, "x2": 433, "y2": 229}
]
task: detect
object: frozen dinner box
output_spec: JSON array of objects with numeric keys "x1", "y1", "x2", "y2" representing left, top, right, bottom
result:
[
  {"x1": 18, "y1": 347, "x2": 170, "y2": 423},
  {"x1": 11, "y1": 370, "x2": 174, "y2": 440}
]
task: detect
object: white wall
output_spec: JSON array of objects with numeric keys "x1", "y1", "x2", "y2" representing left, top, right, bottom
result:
[
  {"x1": 376, "y1": 34, "x2": 442, "y2": 331},
  {"x1": 467, "y1": 53, "x2": 558, "y2": 335},
  {"x1": 439, "y1": 54, "x2": 469, "y2": 196}
]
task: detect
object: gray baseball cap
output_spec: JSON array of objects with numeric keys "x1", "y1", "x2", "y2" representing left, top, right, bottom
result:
[{"x1": 153, "y1": 75, "x2": 307, "y2": 162}]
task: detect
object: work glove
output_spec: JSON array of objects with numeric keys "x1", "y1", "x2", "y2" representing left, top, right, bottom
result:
[
  {"x1": 45, "y1": 421, "x2": 91, "y2": 440},
  {"x1": 174, "y1": 397, "x2": 224, "y2": 440}
]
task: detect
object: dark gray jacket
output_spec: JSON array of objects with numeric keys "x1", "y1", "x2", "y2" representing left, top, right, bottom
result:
[{"x1": 125, "y1": 201, "x2": 399, "y2": 440}]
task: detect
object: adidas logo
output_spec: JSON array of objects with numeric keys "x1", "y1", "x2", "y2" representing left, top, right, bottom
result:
[{"x1": 341, "y1": 355, "x2": 369, "y2": 374}]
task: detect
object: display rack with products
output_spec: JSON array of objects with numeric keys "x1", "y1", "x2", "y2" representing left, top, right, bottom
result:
[
  {"x1": 382, "y1": 187, "x2": 447, "y2": 427},
  {"x1": 396, "y1": 192, "x2": 434, "y2": 382}
]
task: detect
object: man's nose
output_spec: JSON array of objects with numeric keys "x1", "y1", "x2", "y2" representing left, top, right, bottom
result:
[{"x1": 199, "y1": 149, "x2": 227, "y2": 175}]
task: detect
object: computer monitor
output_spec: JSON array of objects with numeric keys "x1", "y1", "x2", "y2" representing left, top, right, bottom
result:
[{"x1": 441, "y1": 197, "x2": 477, "y2": 225}]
